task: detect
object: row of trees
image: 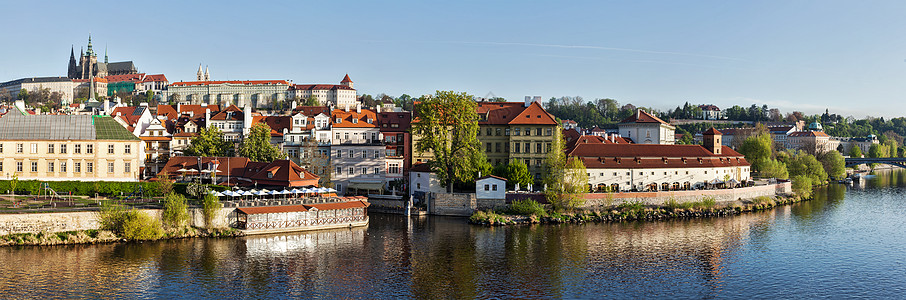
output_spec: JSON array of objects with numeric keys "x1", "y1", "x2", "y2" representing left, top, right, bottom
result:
[{"x1": 185, "y1": 123, "x2": 284, "y2": 162}]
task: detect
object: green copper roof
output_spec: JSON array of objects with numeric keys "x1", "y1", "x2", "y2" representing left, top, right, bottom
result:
[{"x1": 93, "y1": 116, "x2": 139, "y2": 141}]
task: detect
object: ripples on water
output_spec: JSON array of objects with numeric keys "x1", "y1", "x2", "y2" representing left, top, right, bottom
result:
[{"x1": 2, "y1": 171, "x2": 906, "y2": 299}]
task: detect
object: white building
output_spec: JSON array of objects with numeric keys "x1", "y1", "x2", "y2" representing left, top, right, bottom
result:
[
  {"x1": 164, "y1": 80, "x2": 290, "y2": 108},
  {"x1": 409, "y1": 163, "x2": 444, "y2": 196},
  {"x1": 618, "y1": 110, "x2": 675, "y2": 144},
  {"x1": 330, "y1": 105, "x2": 384, "y2": 195},
  {"x1": 208, "y1": 105, "x2": 252, "y2": 141},
  {"x1": 476, "y1": 176, "x2": 507, "y2": 200},
  {"x1": 0, "y1": 77, "x2": 77, "y2": 105},
  {"x1": 287, "y1": 74, "x2": 357, "y2": 108},
  {"x1": 570, "y1": 128, "x2": 751, "y2": 192}
]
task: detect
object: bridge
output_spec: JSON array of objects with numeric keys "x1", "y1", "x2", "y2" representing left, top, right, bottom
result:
[{"x1": 844, "y1": 157, "x2": 906, "y2": 168}]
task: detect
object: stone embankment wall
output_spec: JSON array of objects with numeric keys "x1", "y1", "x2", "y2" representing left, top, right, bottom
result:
[
  {"x1": 0, "y1": 207, "x2": 236, "y2": 235},
  {"x1": 429, "y1": 193, "x2": 475, "y2": 216},
  {"x1": 582, "y1": 182, "x2": 791, "y2": 207}
]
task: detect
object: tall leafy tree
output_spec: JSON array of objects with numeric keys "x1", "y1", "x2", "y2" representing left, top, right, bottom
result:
[
  {"x1": 238, "y1": 123, "x2": 285, "y2": 162},
  {"x1": 543, "y1": 130, "x2": 588, "y2": 210},
  {"x1": 412, "y1": 90, "x2": 484, "y2": 192},
  {"x1": 185, "y1": 127, "x2": 232, "y2": 157},
  {"x1": 817, "y1": 151, "x2": 846, "y2": 179},
  {"x1": 505, "y1": 159, "x2": 534, "y2": 190}
]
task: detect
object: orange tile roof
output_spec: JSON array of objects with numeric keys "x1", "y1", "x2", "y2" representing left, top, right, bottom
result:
[
  {"x1": 252, "y1": 115, "x2": 292, "y2": 134},
  {"x1": 245, "y1": 159, "x2": 320, "y2": 187},
  {"x1": 569, "y1": 143, "x2": 750, "y2": 169},
  {"x1": 291, "y1": 84, "x2": 353, "y2": 91},
  {"x1": 210, "y1": 105, "x2": 243, "y2": 121},
  {"x1": 476, "y1": 101, "x2": 558, "y2": 126},
  {"x1": 703, "y1": 128, "x2": 723, "y2": 135},
  {"x1": 620, "y1": 110, "x2": 670, "y2": 125},
  {"x1": 331, "y1": 108, "x2": 377, "y2": 128},
  {"x1": 105, "y1": 73, "x2": 145, "y2": 82},
  {"x1": 341, "y1": 74, "x2": 353, "y2": 83},
  {"x1": 236, "y1": 200, "x2": 369, "y2": 215},
  {"x1": 170, "y1": 80, "x2": 290, "y2": 87},
  {"x1": 507, "y1": 101, "x2": 559, "y2": 125},
  {"x1": 142, "y1": 74, "x2": 168, "y2": 82}
]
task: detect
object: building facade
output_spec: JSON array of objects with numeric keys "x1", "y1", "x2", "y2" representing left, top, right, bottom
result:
[
  {"x1": 0, "y1": 112, "x2": 142, "y2": 181},
  {"x1": 617, "y1": 110, "x2": 675, "y2": 144},
  {"x1": 287, "y1": 75, "x2": 357, "y2": 108},
  {"x1": 165, "y1": 80, "x2": 290, "y2": 108},
  {"x1": 330, "y1": 106, "x2": 385, "y2": 195}
]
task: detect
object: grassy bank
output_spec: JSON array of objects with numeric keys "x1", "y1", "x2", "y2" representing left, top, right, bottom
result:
[
  {"x1": 470, "y1": 195, "x2": 806, "y2": 226},
  {"x1": 0, "y1": 227, "x2": 242, "y2": 247}
]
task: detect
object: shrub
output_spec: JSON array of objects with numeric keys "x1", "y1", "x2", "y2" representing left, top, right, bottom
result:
[
  {"x1": 698, "y1": 196, "x2": 716, "y2": 208},
  {"x1": 121, "y1": 210, "x2": 163, "y2": 240},
  {"x1": 792, "y1": 175, "x2": 813, "y2": 199},
  {"x1": 162, "y1": 193, "x2": 189, "y2": 228},
  {"x1": 508, "y1": 199, "x2": 546, "y2": 216},
  {"x1": 202, "y1": 193, "x2": 222, "y2": 229}
]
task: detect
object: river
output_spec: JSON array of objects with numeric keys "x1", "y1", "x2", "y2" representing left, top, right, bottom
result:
[{"x1": 1, "y1": 171, "x2": 906, "y2": 299}]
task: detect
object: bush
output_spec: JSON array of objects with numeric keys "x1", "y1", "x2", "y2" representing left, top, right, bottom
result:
[
  {"x1": 97, "y1": 204, "x2": 163, "y2": 240},
  {"x1": 202, "y1": 193, "x2": 222, "y2": 229},
  {"x1": 699, "y1": 196, "x2": 716, "y2": 208},
  {"x1": 162, "y1": 193, "x2": 189, "y2": 228},
  {"x1": 792, "y1": 175, "x2": 813, "y2": 199},
  {"x1": 508, "y1": 199, "x2": 546, "y2": 216}
]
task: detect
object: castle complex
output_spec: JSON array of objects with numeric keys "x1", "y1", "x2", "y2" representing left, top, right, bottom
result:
[{"x1": 67, "y1": 35, "x2": 138, "y2": 80}]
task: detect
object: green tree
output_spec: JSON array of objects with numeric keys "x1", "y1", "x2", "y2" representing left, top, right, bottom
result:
[
  {"x1": 161, "y1": 193, "x2": 189, "y2": 228},
  {"x1": 849, "y1": 145, "x2": 863, "y2": 158},
  {"x1": 238, "y1": 123, "x2": 285, "y2": 162},
  {"x1": 543, "y1": 130, "x2": 588, "y2": 210},
  {"x1": 817, "y1": 151, "x2": 846, "y2": 179},
  {"x1": 185, "y1": 127, "x2": 232, "y2": 157},
  {"x1": 412, "y1": 91, "x2": 484, "y2": 192},
  {"x1": 786, "y1": 151, "x2": 828, "y2": 184},
  {"x1": 868, "y1": 143, "x2": 883, "y2": 158},
  {"x1": 791, "y1": 175, "x2": 813, "y2": 199},
  {"x1": 202, "y1": 193, "x2": 222, "y2": 229},
  {"x1": 739, "y1": 132, "x2": 773, "y2": 170},
  {"x1": 303, "y1": 95, "x2": 320, "y2": 106},
  {"x1": 17, "y1": 89, "x2": 28, "y2": 102},
  {"x1": 505, "y1": 159, "x2": 534, "y2": 190},
  {"x1": 757, "y1": 158, "x2": 789, "y2": 179}
]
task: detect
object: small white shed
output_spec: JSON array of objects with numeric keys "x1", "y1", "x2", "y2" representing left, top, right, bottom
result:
[{"x1": 476, "y1": 175, "x2": 507, "y2": 200}]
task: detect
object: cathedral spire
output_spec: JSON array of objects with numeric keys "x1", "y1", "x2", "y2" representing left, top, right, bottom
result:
[
  {"x1": 197, "y1": 64, "x2": 203, "y2": 81},
  {"x1": 204, "y1": 66, "x2": 210, "y2": 81},
  {"x1": 104, "y1": 45, "x2": 108, "y2": 63},
  {"x1": 86, "y1": 34, "x2": 95, "y2": 57}
]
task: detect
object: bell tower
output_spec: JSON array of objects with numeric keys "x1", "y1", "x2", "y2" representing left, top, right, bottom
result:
[{"x1": 703, "y1": 128, "x2": 722, "y2": 155}]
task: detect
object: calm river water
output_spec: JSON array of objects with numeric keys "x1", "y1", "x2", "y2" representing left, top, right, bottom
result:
[{"x1": 2, "y1": 171, "x2": 906, "y2": 299}]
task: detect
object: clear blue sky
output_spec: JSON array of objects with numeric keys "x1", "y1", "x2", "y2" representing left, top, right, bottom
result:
[{"x1": 2, "y1": 0, "x2": 905, "y2": 118}]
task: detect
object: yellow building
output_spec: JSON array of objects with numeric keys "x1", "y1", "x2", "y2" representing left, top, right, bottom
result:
[{"x1": 0, "y1": 111, "x2": 142, "y2": 181}]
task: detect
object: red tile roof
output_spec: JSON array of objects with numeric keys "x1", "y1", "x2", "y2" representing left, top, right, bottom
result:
[
  {"x1": 210, "y1": 105, "x2": 244, "y2": 121},
  {"x1": 252, "y1": 115, "x2": 292, "y2": 136},
  {"x1": 341, "y1": 74, "x2": 353, "y2": 83},
  {"x1": 789, "y1": 131, "x2": 829, "y2": 137},
  {"x1": 378, "y1": 111, "x2": 411, "y2": 132},
  {"x1": 477, "y1": 175, "x2": 508, "y2": 181},
  {"x1": 236, "y1": 200, "x2": 369, "y2": 215},
  {"x1": 619, "y1": 110, "x2": 670, "y2": 125},
  {"x1": 157, "y1": 104, "x2": 220, "y2": 120},
  {"x1": 569, "y1": 143, "x2": 750, "y2": 169},
  {"x1": 290, "y1": 84, "x2": 353, "y2": 91},
  {"x1": 331, "y1": 108, "x2": 377, "y2": 128},
  {"x1": 703, "y1": 128, "x2": 722, "y2": 135},
  {"x1": 170, "y1": 80, "x2": 290, "y2": 87},
  {"x1": 476, "y1": 101, "x2": 558, "y2": 126},
  {"x1": 106, "y1": 73, "x2": 145, "y2": 82},
  {"x1": 245, "y1": 160, "x2": 320, "y2": 187},
  {"x1": 410, "y1": 163, "x2": 433, "y2": 173},
  {"x1": 292, "y1": 106, "x2": 330, "y2": 116},
  {"x1": 142, "y1": 74, "x2": 168, "y2": 82},
  {"x1": 111, "y1": 106, "x2": 145, "y2": 126}
]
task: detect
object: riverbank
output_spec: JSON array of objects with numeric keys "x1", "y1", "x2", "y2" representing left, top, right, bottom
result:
[
  {"x1": 470, "y1": 194, "x2": 807, "y2": 226},
  {"x1": 0, "y1": 226, "x2": 242, "y2": 247}
]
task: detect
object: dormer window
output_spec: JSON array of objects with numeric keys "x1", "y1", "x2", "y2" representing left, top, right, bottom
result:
[
  {"x1": 367, "y1": 118, "x2": 373, "y2": 124},
  {"x1": 352, "y1": 118, "x2": 358, "y2": 124},
  {"x1": 299, "y1": 172, "x2": 305, "y2": 178},
  {"x1": 336, "y1": 118, "x2": 342, "y2": 123},
  {"x1": 267, "y1": 172, "x2": 273, "y2": 179}
]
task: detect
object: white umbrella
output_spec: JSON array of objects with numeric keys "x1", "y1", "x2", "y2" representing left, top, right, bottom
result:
[
  {"x1": 248, "y1": 189, "x2": 259, "y2": 194},
  {"x1": 212, "y1": 191, "x2": 225, "y2": 197},
  {"x1": 327, "y1": 187, "x2": 337, "y2": 193},
  {"x1": 241, "y1": 190, "x2": 254, "y2": 196},
  {"x1": 280, "y1": 189, "x2": 291, "y2": 195},
  {"x1": 317, "y1": 187, "x2": 329, "y2": 193},
  {"x1": 221, "y1": 190, "x2": 234, "y2": 197},
  {"x1": 290, "y1": 188, "x2": 302, "y2": 194}
]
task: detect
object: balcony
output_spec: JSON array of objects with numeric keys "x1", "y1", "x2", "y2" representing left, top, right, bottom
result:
[{"x1": 335, "y1": 139, "x2": 383, "y2": 146}]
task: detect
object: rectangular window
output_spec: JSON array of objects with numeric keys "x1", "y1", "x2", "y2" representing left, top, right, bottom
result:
[
  {"x1": 546, "y1": 128, "x2": 552, "y2": 136},
  {"x1": 495, "y1": 143, "x2": 501, "y2": 153},
  {"x1": 536, "y1": 143, "x2": 542, "y2": 153},
  {"x1": 349, "y1": 167, "x2": 354, "y2": 175},
  {"x1": 536, "y1": 128, "x2": 542, "y2": 136},
  {"x1": 30, "y1": 143, "x2": 37, "y2": 154},
  {"x1": 16, "y1": 143, "x2": 23, "y2": 153},
  {"x1": 536, "y1": 159, "x2": 542, "y2": 166},
  {"x1": 505, "y1": 128, "x2": 510, "y2": 136},
  {"x1": 514, "y1": 128, "x2": 520, "y2": 136},
  {"x1": 61, "y1": 162, "x2": 67, "y2": 172},
  {"x1": 514, "y1": 143, "x2": 520, "y2": 153},
  {"x1": 17, "y1": 162, "x2": 23, "y2": 172},
  {"x1": 31, "y1": 161, "x2": 37, "y2": 172},
  {"x1": 87, "y1": 162, "x2": 93, "y2": 173},
  {"x1": 374, "y1": 167, "x2": 380, "y2": 174},
  {"x1": 0, "y1": 162, "x2": 2, "y2": 172},
  {"x1": 487, "y1": 143, "x2": 492, "y2": 152},
  {"x1": 524, "y1": 128, "x2": 531, "y2": 136},
  {"x1": 496, "y1": 128, "x2": 501, "y2": 136},
  {"x1": 75, "y1": 162, "x2": 81, "y2": 172},
  {"x1": 337, "y1": 166, "x2": 342, "y2": 175},
  {"x1": 75, "y1": 144, "x2": 81, "y2": 154},
  {"x1": 108, "y1": 144, "x2": 115, "y2": 154},
  {"x1": 60, "y1": 144, "x2": 67, "y2": 154},
  {"x1": 525, "y1": 142, "x2": 531, "y2": 153},
  {"x1": 108, "y1": 162, "x2": 115, "y2": 173},
  {"x1": 484, "y1": 184, "x2": 490, "y2": 191},
  {"x1": 492, "y1": 184, "x2": 497, "y2": 191},
  {"x1": 87, "y1": 144, "x2": 93, "y2": 154},
  {"x1": 48, "y1": 162, "x2": 54, "y2": 172},
  {"x1": 125, "y1": 144, "x2": 131, "y2": 154},
  {"x1": 486, "y1": 128, "x2": 492, "y2": 136},
  {"x1": 0, "y1": 143, "x2": 3, "y2": 153},
  {"x1": 48, "y1": 144, "x2": 54, "y2": 154}
]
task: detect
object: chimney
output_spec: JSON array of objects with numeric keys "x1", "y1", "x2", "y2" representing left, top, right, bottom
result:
[
  {"x1": 533, "y1": 96, "x2": 541, "y2": 104},
  {"x1": 243, "y1": 105, "x2": 252, "y2": 135},
  {"x1": 376, "y1": 105, "x2": 381, "y2": 113},
  {"x1": 116, "y1": 112, "x2": 122, "y2": 117},
  {"x1": 356, "y1": 104, "x2": 361, "y2": 114},
  {"x1": 103, "y1": 99, "x2": 110, "y2": 115},
  {"x1": 344, "y1": 104, "x2": 350, "y2": 112},
  {"x1": 205, "y1": 109, "x2": 210, "y2": 122},
  {"x1": 177, "y1": 102, "x2": 181, "y2": 113},
  {"x1": 525, "y1": 96, "x2": 531, "y2": 107}
]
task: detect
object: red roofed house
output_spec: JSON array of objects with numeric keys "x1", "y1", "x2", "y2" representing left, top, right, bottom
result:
[
  {"x1": 158, "y1": 156, "x2": 319, "y2": 188},
  {"x1": 331, "y1": 105, "x2": 385, "y2": 195},
  {"x1": 469, "y1": 96, "x2": 559, "y2": 187},
  {"x1": 788, "y1": 130, "x2": 834, "y2": 154},
  {"x1": 287, "y1": 74, "x2": 357, "y2": 109},
  {"x1": 111, "y1": 104, "x2": 154, "y2": 137},
  {"x1": 378, "y1": 109, "x2": 412, "y2": 186},
  {"x1": 571, "y1": 128, "x2": 751, "y2": 192},
  {"x1": 699, "y1": 104, "x2": 722, "y2": 120},
  {"x1": 140, "y1": 117, "x2": 173, "y2": 178},
  {"x1": 618, "y1": 109, "x2": 676, "y2": 145},
  {"x1": 284, "y1": 106, "x2": 333, "y2": 184},
  {"x1": 208, "y1": 105, "x2": 252, "y2": 141}
]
